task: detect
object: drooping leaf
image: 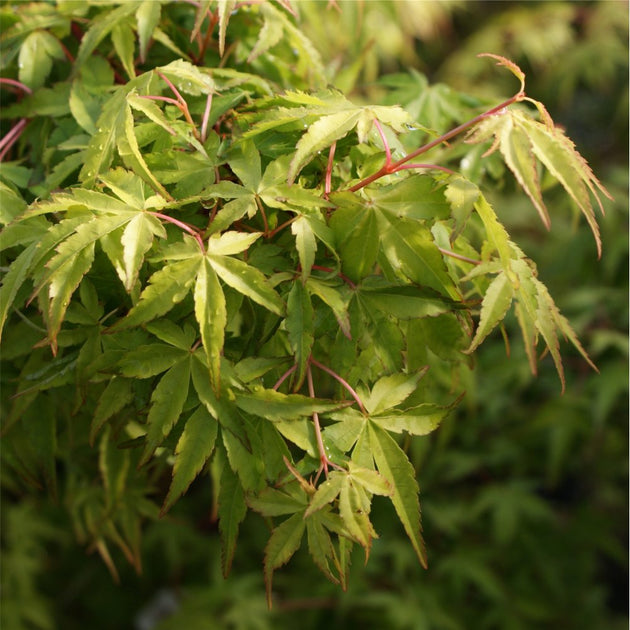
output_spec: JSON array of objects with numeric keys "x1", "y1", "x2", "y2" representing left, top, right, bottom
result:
[
  {"x1": 217, "y1": 462, "x2": 247, "y2": 577},
  {"x1": 194, "y1": 258, "x2": 227, "y2": 389},
  {"x1": 285, "y1": 281, "x2": 314, "y2": 390},
  {"x1": 291, "y1": 216, "x2": 317, "y2": 281},
  {"x1": 368, "y1": 421, "x2": 426, "y2": 568},
  {"x1": 338, "y1": 476, "x2": 376, "y2": 552},
  {"x1": 162, "y1": 405, "x2": 218, "y2": 514},
  {"x1": 466, "y1": 271, "x2": 515, "y2": 353},
  {"x1": 135, "y1": 0, "x2": 161, "y2": 63},
  {"x1": 140, "y1": 356, "x2": 191, "y2": 465},
  {"x1": 306, "y1": 512, "x2": 339, "y2": 584},
  {"x1": 264, "y1": 511, "x2": 306, "y2": 607},
  {"x1": 217, "y1": 0, "x2": 236, "y2": 57},
  {"x1": 90, "y1": 377, "x2": 135, "y2": 445}
]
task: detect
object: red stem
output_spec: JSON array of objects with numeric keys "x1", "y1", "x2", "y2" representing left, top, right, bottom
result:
[
  {"x1": 306, "y1": 363, "x2": 343, "y2": 477},
  {"x1": 0, "y1": 78, "x2": 32, "y2": 95},
  {"x1": 396, "y1": 163, "x2": 457, "y2": 175},
  {"x1": 348, "y1": 93, "x2": 523, "y2": 193},
  {"x1": 437, "y1": 247, "x2": 481, "y2": 266},
  {"x1": 148, "y1": 212, "x2": 205, "y2": 253},
  {"x1": 267, "y1": 216, "x2": 297, "y2": 239},
  {"x1": 373, "y1": 119, "x2": 392, "y2": 166},
  {"x1": 309, "y1": 357, "x2": 366, "y2": 415},
  {"x1": 311, "y1": 265, "x2": 356, "y2": 290},
  {"x1": 0, "y1": 119, "x2": 28, "y2": 162},
  {"x1": 273, "y1": 363, "x2": 298, "y2": 390}
]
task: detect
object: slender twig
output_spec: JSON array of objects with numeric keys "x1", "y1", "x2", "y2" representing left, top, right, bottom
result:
[
  {"x1": 306, "y1": 364, "x2": 343, "y2": 477},
  {"x1": 348, "y1": 93, "x2": 523, "y2": 193},
  {"x1": 0, "y1": 119, "x2": 28, "y2": 162},
  {"x1": 266, "y1": 215, "x2": 297, "y2": 239},
  {"x1": 0, "y1": 78, "x2": 32, "y2": 94},
  {"x1": 156, "y1": 71, "x2": 200, "y2": 138},
  {"x1": 311, "y1": 265, "x2": 356, "y2": 290},
  {"x1": 273, "y1": 363, "x2": 298, "y2": 391},
  {"x1": 255, "y1": 196, "x2": 269, "y2": 235},
  {"x1": 373, "y1": 119, "x2": 392, "y2": 166},
  {"x1": 309, "y1": 357, "x2": 367, "y2": 415},
  {"x1": 139, "y1": 94, "x2": 180, "y2": 107},
  {"x1": 396, "y1": 163, "x2": 456, "y2": 175},
  {"x1": 437, "y1": 247, "x2": 481, "y2": 266},
  {"x1": 148, "y1": 211, "x2": 205, "y2": 253}
]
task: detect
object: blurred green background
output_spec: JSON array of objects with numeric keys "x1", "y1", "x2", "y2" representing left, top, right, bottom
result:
[{"x1": 1, "y1": 2, "x2": 627, "y2": 629}]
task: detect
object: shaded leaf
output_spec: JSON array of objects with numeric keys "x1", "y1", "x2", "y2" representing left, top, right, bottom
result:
[
  {"x1": 466, "y1": 271, "x2": 514, "y2": 353},
  {"x1": 369, "y1": 421, "x2": 426, "y2": 567},
  {"x1": 285, "y1": 281, "x2": 314, "y2": 390},
  {"x1": 162, "y1": 405, "x2": 218, "y2": 513},
  {"x1": 264, "y1": 512, "x2": 306, "y2": 607},
  {"x1": 141, "y1": 357, "x2": 191, "y2": 465},
  {"x1": 217, "y1": 463, "x2": 247, "y2": 577}
]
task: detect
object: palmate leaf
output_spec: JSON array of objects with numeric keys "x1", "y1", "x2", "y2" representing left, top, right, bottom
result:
[
  {"x1": 364, "y1": 370, "x2": 428, "y2": 415},
  {"x1": 467, "y1": 108, "x2": 611, "y2": 257},
  {"x1": 31, "y1": 213, "x2": 136, "y2": 350}
]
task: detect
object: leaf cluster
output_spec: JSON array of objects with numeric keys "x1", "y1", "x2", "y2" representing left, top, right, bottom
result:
[{"x1": 0, "y1": 0, "x2": 613, "y2": 604}]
